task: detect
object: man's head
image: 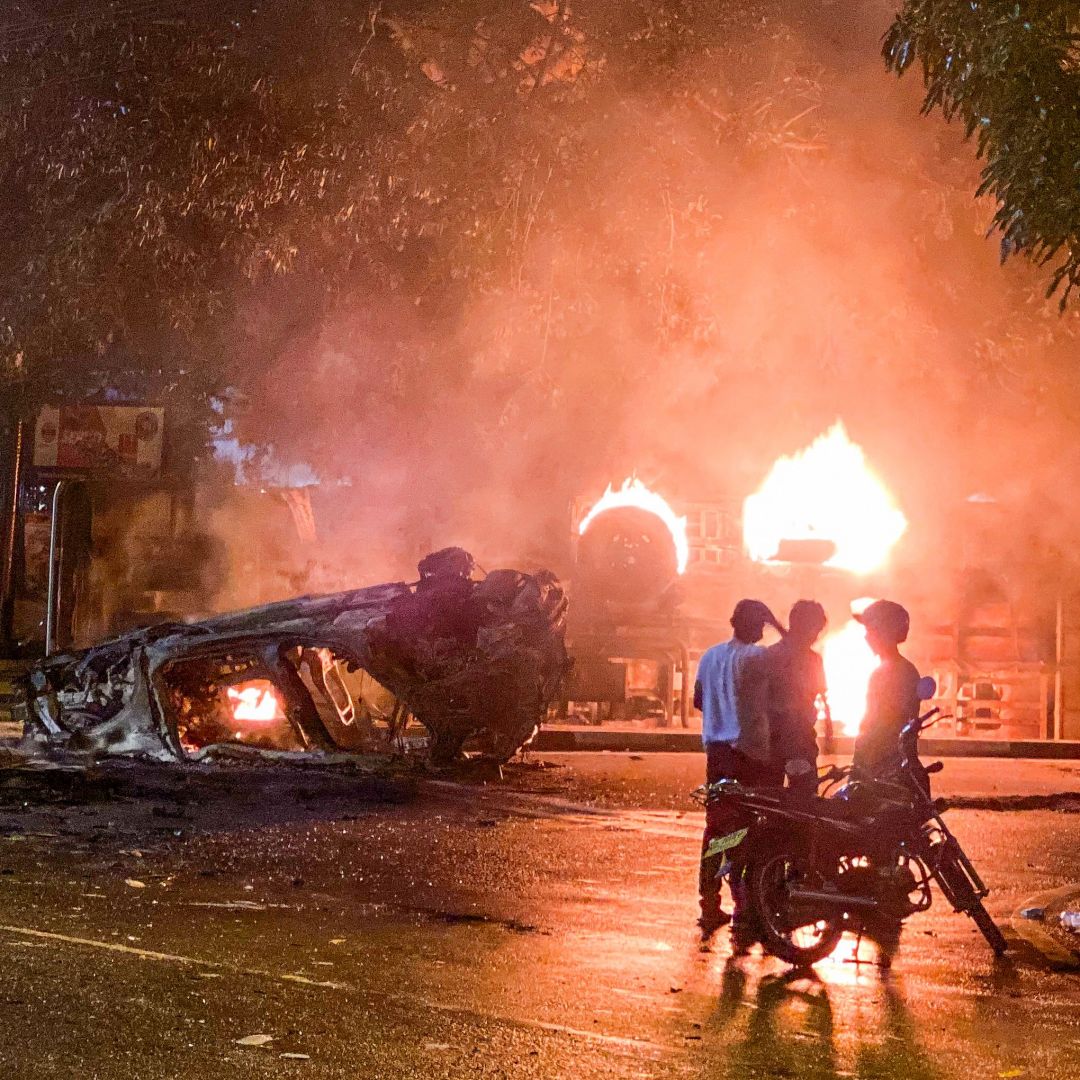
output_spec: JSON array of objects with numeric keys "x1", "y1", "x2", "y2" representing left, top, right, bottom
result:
[
  {"x1": 854, "y1": 599, "x2": 910, "y2": 657},
  {"x1": 730, "y1": 599, "x2": 776, "y2": 644},
  {"x1": 788, "y1": 599, "x2": 827, "y2": 646}
]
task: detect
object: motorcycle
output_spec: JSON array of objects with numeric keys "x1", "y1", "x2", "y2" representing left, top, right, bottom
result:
[{"x1": 694, "y1": 676, "x2": 1008, "y2": 967}]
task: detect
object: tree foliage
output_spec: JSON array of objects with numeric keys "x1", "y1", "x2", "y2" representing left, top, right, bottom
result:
[
  {"x1": 0, "y1": 0, "x2": 787, "y2": 416},
  {"x1": 884, "y1": 1, "x2": 1080, "y2": 306},
  {"x1": 2, "y1": 0, "x2": 1079, "y2": 524},
  {"x1": 0, "y1": 3, "x2": 746, "y2": 377}
]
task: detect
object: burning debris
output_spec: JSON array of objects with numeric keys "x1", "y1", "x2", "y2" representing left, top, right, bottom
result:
[
  {"x1": 743, "y1": 422, "x2": 907, "y2": 575},
  {"x1": 579, "y1": 477, "x2": 690, "y2": 576},
  {"x1": 575, "y1": 477, "x2": 689, "y2": 611},
  {"x1": 744, "y1": 423, "x2": 909, "y2": 735},
  {"x1": 20, "y1": 549, "x2": 569, "y2": 766},
  {"x1": 819, "y1": 610, "x2": 880, "y2": 736}
]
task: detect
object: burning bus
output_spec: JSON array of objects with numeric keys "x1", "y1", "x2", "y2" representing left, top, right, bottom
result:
[{"x1": 564, "y1": 421, "x2": 1078, "y2": 744}]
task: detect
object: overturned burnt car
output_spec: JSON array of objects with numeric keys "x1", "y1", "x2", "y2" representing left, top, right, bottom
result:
[{"x1": 22, "y1": 549, "x2": 569, "y2": 765}]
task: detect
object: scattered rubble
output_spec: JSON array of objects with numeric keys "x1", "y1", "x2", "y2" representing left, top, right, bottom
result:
[{"x1": 17, "y1": 549, "x2": 569, "y2": 767}]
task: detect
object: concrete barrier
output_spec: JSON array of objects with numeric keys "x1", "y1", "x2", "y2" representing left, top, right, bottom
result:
[{"x1": 533, "y1": 726, "x2": 1080, "y2": 758}]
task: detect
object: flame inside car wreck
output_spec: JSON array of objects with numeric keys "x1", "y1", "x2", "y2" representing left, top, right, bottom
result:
[{"x1": 22, "y1": 549, "x2": 569, "y2": 765}]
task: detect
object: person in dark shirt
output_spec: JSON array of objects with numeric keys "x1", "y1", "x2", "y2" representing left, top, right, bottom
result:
[
  {"x1": 852, "y1": 600, "x2": 921, "y2": 778},
  {"x1": 766, "y1": 600, "x2": 833, "y2": 796}
]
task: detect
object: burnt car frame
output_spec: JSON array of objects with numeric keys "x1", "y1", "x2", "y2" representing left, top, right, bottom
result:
[{"x1": 22, "y1": 551, "x2": 569, "y2": 765}]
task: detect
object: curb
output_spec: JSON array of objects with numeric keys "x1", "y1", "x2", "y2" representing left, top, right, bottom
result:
[
  {"x1": 1010, "y1": 884, "x2": 1080, "y2": 970},
  {"x1": 533, "y1": 728, "x2": 1080, "y2": 759}
]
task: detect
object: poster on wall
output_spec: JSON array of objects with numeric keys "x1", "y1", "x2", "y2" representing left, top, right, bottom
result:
[
  {"x1": 32, "y1": 405, "x2": 165, "y2": 478},
  {"x1": 21, "y1": 511, "x2": 51, "y2": 599}
]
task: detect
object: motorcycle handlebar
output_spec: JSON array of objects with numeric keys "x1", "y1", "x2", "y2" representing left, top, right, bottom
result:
[{"x1": 902, "y1": 706, "x2": 940, "y2": 739}]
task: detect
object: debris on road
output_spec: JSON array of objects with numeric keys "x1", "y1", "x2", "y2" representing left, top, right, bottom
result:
[
  {"x1": 1019, "y1": 907, "x2": 1046, "y2": 921},
  {"x1": 1059, "y1": 911, "x2": 1080, "y2": 933},
  {"x1": 235, "y1": 1034, "x2": 274, "y2": 1047},
  {"x1": 1012, "y1": 887, "x2": 1080, "y2": 970},
  {"x1": 20, "y1": 549, "x2": 568, "y2": 766}
]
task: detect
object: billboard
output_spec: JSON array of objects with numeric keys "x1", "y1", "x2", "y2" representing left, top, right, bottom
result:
[{"x1": 33, "y1": 405, "x2": 165, "y2": 478}]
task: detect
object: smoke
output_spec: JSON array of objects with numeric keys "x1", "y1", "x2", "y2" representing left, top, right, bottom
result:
[{"x1": 211, "y1": 0, "x2": 1080, "y2": 626}]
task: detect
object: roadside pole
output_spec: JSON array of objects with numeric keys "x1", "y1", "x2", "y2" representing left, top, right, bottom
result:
[{"x1": 0, "y1": 407, "x2": 26, "y2": 656}]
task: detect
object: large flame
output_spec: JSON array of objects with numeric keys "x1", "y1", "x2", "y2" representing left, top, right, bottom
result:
[
  {"x1": 821, "y1": 618, "x2": 878, "y2": 735},
  {"x1": 579, "y1": 476, "x2": 690, "y2": 574},
  {"x1": 743, "y1": 422, "x2": 907, "y2": 575},
  {"x1": 227, "y1": 682, "x2": 284, "y2": 723}
]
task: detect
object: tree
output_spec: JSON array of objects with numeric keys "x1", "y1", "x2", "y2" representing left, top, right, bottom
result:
[
  {"x1": 3, "y1": 0, "x2": 1080, "y2": 570},
  {"x1": 884, "y1": 1, "x2": 1080, "y2": 306},
  {"x1": 0, "y1": 0, "x2": 776, "y2": 452}
]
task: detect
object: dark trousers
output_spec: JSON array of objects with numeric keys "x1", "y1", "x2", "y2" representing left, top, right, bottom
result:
[
  {"x1": 771, "y1": 719, "x2": 820, "y2": 798},
  {"x1": 699, "y1": 743, "x2": 779, "y2": 922},
  {"x1": 775, "y1": 749, "x2": 819, "y2": 798}
]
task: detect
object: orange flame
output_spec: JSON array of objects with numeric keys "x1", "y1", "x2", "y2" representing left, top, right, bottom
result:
[
  {"x1": 227, "y1": 682, "x2": 283, "y2": 723},
  {"x1": 743, "y1": 422, "x2": 907, "y2": 575},
  {"x1": 579, "y1": 476, "x2": 690, "y2": 574},
  {"x1": 821, "y1": 616, "x2": 879, "y2": 735}
]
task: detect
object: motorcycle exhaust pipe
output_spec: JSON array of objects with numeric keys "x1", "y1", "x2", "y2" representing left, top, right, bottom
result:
[{"x1": 787, "y1": 888, "x2": 879, "y2": 910}]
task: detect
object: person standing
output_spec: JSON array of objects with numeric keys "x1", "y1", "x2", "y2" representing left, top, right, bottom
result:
[
  {"x1": 695, "y1": 599, "x2": 781, "y2": 939},
  {"x1": 851, "y1": 599, "x2": 922, "y2": 965},
  {"x1": 852, "y1": 600, "x2": 921, "y2": 778},
  {"x1": 766, "y1": 600, "x2": 833, "y2": 797}
]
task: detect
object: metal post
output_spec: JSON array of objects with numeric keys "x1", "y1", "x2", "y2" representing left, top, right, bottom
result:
[
  {"x1": 678, "y1": 640, "x2": 692, "y2": 728},
  {"x1": 44, "y1": 479, "x2": 69, "y2": 657},
  {"x1": 661, "y1": 656, "x2": 674, "y2": 729},
  {"x1": 1053, "y1": 594, "x2": 1064, "y2": 741},
  {"x1": 0, "y1": 417, "x2": 25, "y2": 654}
]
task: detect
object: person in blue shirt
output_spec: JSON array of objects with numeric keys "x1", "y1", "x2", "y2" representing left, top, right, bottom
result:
[{"x1": 695, "y1": 598, "x2": 783, "y2": 940}]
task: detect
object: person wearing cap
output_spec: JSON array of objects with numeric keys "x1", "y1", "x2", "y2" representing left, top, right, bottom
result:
[
  {"x1": 766, "y1": 600, "x2": 833, "y2": 797},
  {"x1": 852, "y1": 599, "x2": 921, "y2": 777},
  {"x1": 694, "y1": 598, "x2": 782, "y2": 940}
]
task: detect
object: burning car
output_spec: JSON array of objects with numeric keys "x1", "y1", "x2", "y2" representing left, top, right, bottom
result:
[{"x1": 21, "y1": 549, "x2": 569, "y2": 765}]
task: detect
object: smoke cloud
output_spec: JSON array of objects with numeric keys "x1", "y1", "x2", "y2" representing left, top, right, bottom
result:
[{"x1": 213, "y1": 1, "x2": 1080, "y2": 635}]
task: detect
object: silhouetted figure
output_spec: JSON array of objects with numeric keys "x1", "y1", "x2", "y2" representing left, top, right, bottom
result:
[
  {"x1": 852, "y1": 599, "x2": 920, "y2": 779},
  {"x1": 767, "y1": 600, "x2": 832, "y2": 797}
]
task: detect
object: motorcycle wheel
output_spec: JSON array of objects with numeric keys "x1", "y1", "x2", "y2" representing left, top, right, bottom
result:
[
  {"x1": 968, "y1": 901, "x2": 1009, "y2": 956},
  {"x1": 932, "y1": 846, "x2": 1009, "y2": 956},
  {"x1": 750, "y1": 848, "x2": 846, "y2": 968}
]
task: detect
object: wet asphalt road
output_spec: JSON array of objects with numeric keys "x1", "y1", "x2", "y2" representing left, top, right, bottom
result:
[{"x1": 0, "y1": 753, "x2": 1077, "y2": 1079}]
